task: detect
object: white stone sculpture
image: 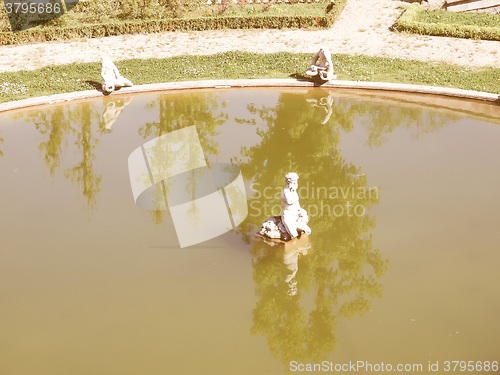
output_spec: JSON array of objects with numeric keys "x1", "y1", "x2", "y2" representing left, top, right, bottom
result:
[
  {"x1": 305, "y1": 47, "x2": 336, "y2": 82},
  {"x1": 100, "y1": 54, "x2": 133, "y2": 94},
  {"x1": 259, "y1": 172, "x2": 311, "y2": 241}
]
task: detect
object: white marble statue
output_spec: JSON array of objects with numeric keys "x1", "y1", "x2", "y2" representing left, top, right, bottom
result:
[
  {"x1": 259, "y1": 172, "x2": 311, "y2": 241},
  {"x1": 281, "y1": 172, "x2": 311, "y2": 239},
  {"x1": 100, "y1": 54, "x2": 133, "y2": 94},
  {"x1": 305, "y1": 47, "x2": 336, "y2": 82}
]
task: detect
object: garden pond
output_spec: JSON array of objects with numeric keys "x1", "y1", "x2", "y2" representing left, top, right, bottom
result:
[{"x1": 1, "y1": 87, "x2": 499, "y2": 374}]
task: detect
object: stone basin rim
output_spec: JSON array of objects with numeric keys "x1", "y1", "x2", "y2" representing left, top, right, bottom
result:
[{"x1": 1, "y1": 78, "x2": 499, "y2": 113}]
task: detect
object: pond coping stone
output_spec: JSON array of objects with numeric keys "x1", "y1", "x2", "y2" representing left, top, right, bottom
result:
[{"x1": 1, "y1": 78, "x2": 499, "y2": 113}]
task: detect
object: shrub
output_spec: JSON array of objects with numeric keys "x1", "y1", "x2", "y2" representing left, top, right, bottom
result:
[
  {"x1": 0, "y1": 0, "x2": 346, "y2": 44},
  {"x1": 0, "y1": 15, "x2": 339, "y2": 45},
  {"x1": 392, "y1": 3, "x2": 500, "y2": 41}
]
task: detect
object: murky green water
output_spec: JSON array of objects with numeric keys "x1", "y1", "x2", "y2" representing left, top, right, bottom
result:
[{"x1": 1, "y1": 88, "x2": 499, "y2": 375}]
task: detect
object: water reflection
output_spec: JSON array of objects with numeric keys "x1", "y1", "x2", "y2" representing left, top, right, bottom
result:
[
  {"x1": 306, "y1": 90, "x2": 334, "y2": 125},
  {"x1": 138, "y1": 91, "x2": 225, "y2": 152},
  {"x1": 239, "y1": 90, "x2": 389, "y2": 368},
  {"x1": 236, "y1": 90, "x2": 380, "y2": 240},
  {"x1": 137, "y1": 92, "x2": 227, "y2": 224},
  {"x1": 101, "y1": 96, "x2": 133, "y2": 130},
  {"x1": 6, "y1": 89, "x2": 462, "y2": 216},
  {"x1": 13, "y1": 102, "x2": 103, "y2": 211},
  {"x1": 255, "y1": 234, "x2": 312, "y2": 296},
  {"x1": 65, "y1": 103, "x2": 102, "y2": 212},
  {"x1": 251, "y1": 228, "x2": 388, "y2": 367},
  {"x1": 358, "y1": 96, "x2": 461, "y2": 147},
  {"x1": 283, "y1": 238, "x2": 309, "y2": 297}
]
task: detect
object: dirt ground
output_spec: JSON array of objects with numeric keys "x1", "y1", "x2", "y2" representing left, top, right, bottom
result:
[{"x1": 0, "y1": 0, "x2": 499, "y2": 73}]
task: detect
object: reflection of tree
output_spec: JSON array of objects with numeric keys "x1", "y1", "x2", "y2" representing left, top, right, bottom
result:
[
  {"x1": 236, "y1": 90, "x2": 362, "y2": 240},
  {"x1": 139, "y1": 92, "x2": 226, "y2": 157},
  {"x1": 19, "y1": 105, "x2": 73, "y2": 177},
  {"x1": 4, "y1": 88, "x2": 458, "y2": 221},
  {"x1": 14, "y1": 101, "x2": 103, "y2": 212},
  {"x1": 138, "y1": 92, "x2": 227, "y2": 224},
  {"x1": 0, "y1": 131, "x2": 4, "y2": 157},
  {"x1": 357, "y1": 99, "x2": 461, "y2": 147},
  {"x1": 235, "y1": 89, "x2": 389, "y2": 367},
  {"x1": 65, "y1": 103, "x2": 102, "y2": 212},
  {"x1": 280, "y1": 89, "x2": 460, "y2": 149}
]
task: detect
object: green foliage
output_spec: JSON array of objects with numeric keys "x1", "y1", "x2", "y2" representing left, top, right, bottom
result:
[
  {"x1": 0, "y1": 15, "x2": 335, "y2": 45},
  {"x1": 68, "y1": 0, "x2": 176, "y2": 20},
  {"x1": 0, "y1": 0, "x2": 346, "y2": 44},
  {"x1": 417, "y1": 7, "x2": 500, "y2": 28},
  {"x1": 392, "y1": 3, "x2": 500, "y2": 41},
  {"x1": 2, "y1": 51, "x2": 500, "y2": 104}
]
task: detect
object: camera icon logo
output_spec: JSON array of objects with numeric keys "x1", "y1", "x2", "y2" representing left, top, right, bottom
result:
[{"x1": 128, "y1": 126, "x2": 248, "y2": 248}]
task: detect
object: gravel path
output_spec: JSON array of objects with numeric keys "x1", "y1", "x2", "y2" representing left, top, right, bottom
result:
[{"x1": 0, "y1": 0, "x2": 499, "y2": 73}]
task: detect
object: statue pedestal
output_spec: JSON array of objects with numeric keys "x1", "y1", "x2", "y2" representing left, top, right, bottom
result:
[
  {"x1": 254, "y1": 230, "x2": 309, "y2": 247},
  {"x1": 254, "y1": 232, "x2": 283, "y2": 247},
  {"x1": 257, "y1": 214, "x2": 311, "y2": 243},
  {"x1": 257, "y1": 215, "x2": 292, "y2": 242}
]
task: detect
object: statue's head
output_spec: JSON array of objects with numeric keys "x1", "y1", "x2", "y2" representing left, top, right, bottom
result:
[
  {"x1": 285, "y1": 172, "x2": 299, "y2": 191},
  {"x1": 318, "y1": 46, "x2": 333, "y2": 63},
  {"x1": 102, "y1": 82, "x2": 115, "y2": 94},
  {"x1": 101, "y1": 53, "x2": 111, "y2": 65}
]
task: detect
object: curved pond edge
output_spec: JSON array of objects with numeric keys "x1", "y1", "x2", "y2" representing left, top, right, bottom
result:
[{"x1": 1, "y1": 78, "x2": 499, "y2": 113}]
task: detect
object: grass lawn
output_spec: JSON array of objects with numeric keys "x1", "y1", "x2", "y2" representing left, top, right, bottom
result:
[{"x1": 1, "y1": 51, "x2": 500, "y2": 104}]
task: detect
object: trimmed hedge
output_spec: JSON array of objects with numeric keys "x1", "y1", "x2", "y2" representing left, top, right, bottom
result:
[
  {"x1": 392, "y1": 3, "x2": 500, "y2": 41},
  {"x1": 0, "y1": 0, "x2": 346, "y2": 45}
]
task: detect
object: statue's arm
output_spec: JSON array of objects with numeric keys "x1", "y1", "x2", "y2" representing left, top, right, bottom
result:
[
  {"x1": 311, "y1": 52, "x2": 319, "y2": 66},
  {"x1": 112, "y1": 63, "x2": 121, "y2": 78},
  {"x1": 326, "y1": 58, "x2": 333, "y2": 71}
]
